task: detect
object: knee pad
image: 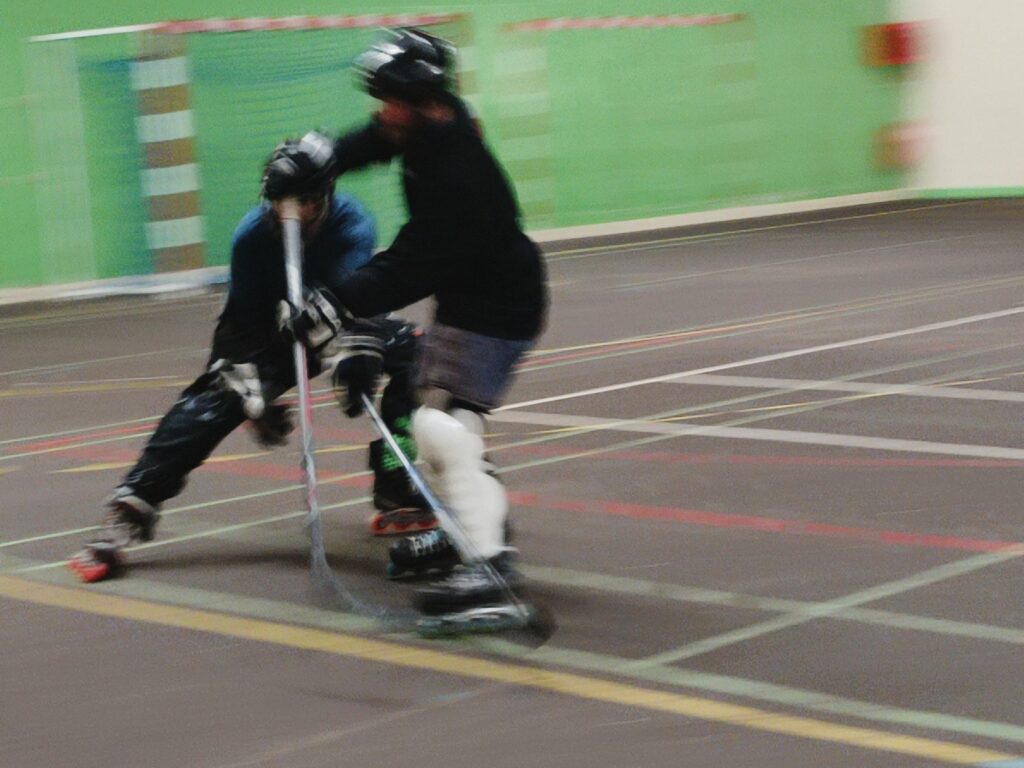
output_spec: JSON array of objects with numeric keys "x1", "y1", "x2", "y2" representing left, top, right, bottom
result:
[
  {"x1": 209, "y1": 359, "x2": 264, "y2": 420},
  {"x1": 412, "y1": 406, "x2": 507, "y2": 559}
]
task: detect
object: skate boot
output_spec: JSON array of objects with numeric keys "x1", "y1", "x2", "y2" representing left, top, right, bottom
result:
[
  {"x1": 413, "y1": 550, "x2": 524, "y2": 616},
  {"x1": 385, "y1": 528, "x2": 459, "y2": 580},
  {"x1": 369, "y1": 468, "x2": 437, "y2": 536},
  {"x1": 386, "y1": 518, "x2": 515, "y2": 580},
  {"x1": 413, "y1": 551, "x2": 535, "y2": 637},
  {"x1": 68, "y1": 489, "x2": 159, "y2": 583},
  {"x1": 368, "y1": 439, "x2": 436, "y2": 536}
]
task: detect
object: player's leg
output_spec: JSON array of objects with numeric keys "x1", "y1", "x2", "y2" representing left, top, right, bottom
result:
[
  {"x1": 69, "y1": 354, "x2": 296, "y2": 583},
  {"x1": 387, "y1": 324, "x2": 533, "y2": 613},
  {"x1": 369, "y1": 319, "x2": 436, "y2": 534}
]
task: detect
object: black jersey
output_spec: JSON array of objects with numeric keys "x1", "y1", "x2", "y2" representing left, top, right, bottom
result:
[{"x1": 331, "y1": 94, "x2": 547, "y2": 341}]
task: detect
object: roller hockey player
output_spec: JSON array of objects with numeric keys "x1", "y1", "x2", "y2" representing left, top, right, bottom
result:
[
  {"x1": 302, "y1": 29, "x2": 548, "y2": 627},
  {"x1": 68, "y1": 132, "x2": 431, "y2": 584}
]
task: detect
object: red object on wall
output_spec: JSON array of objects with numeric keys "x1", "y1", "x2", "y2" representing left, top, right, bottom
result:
[{"x1": 864, "y1": 22, "x2": 920, "y2": 67}]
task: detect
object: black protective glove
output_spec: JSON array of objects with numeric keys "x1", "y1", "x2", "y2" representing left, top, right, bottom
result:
[
  {"x1": 330, "y1": 334, "x2": 385, "y2": 417},
  {"x1": 246, "y1": 403, "x2": 295, "y2": 448},
  {"x1": 277, "y1": 286, "x2": 350, "y2": 352}
]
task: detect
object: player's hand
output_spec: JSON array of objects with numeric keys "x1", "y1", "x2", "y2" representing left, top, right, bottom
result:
[
  {"x1": 246, "y1": 402, "x2": 295, "y2": 448},
  {"x1": 330, "y1": 335, "x2": 385, "y2": 417},
  {"x1": 277, "y1": 286, "x2": 348, "y2": 351}
]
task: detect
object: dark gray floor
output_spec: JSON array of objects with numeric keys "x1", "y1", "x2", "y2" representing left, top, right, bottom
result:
[{"x1": 3, "y1": 199, "x2": 1024, "y2": 767}]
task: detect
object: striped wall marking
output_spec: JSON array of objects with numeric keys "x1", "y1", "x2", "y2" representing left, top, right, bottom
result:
[
  {"x1": 0, "y1": 574, "x2": 1016, "y2": 766},
  {"x1": 29, "y1": 24, "x2": 161, "y2": 42},
  {"x1": 152, "y1": 242, "x2": 204, "y2": 272},
  {"x1": 143, "y1": 143, "x2": 200, "y2": 171},
  {"x1": 141, "y1": 164, "x2": 199, "y2": 197},
  {"x1": 145, "y1": 216, "x2": 204, "y2": 250},
  {"x1": 136, "y1": 85, "x2": 191, "y2": 115},
  {"x1": 135, "y1": 110, "x2": 194, "y2": 143},
  {"x1": 130, "y1": 56, "x2": 189, "y2": 91},
  {"x1": 153, "y1": 13, "x2": 462, "y2": 35},
  {"x1": 499, "y1": 305, "x2": 1024, "y2": 411},
  {"x1": 148, "y1": 190, "x2": 200, "y2": 219},
  {"x1": 508, "y1": 14, "x2": 746, "y2": 32},
  {"x1": 672, "y1": 373, "x2": 1024, "y2": 404}
]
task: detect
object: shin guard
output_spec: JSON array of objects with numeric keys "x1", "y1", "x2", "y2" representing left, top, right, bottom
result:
[{"x1": 412, "y1": 407, "x2": 507, "y2": 560}]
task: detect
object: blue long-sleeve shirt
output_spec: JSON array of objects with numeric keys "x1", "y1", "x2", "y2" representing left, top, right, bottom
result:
[{"x1": 212, "y1": 194, "x2": 375, "y2": 360}]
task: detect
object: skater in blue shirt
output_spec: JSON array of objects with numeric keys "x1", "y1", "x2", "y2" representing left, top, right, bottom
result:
[{"x1": 70, "y1": 132, "x2": 431, "y2": 583}]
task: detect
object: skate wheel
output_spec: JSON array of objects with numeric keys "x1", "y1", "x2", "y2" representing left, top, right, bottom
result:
[
  {"x1": 415, "y1": 604, "x2": 533, "y2": 638},
  {"x1": 68, "y1": 555, "x2": 117, "y2": 583},
  {"x1": 369, "y1": 512, "x2": 439, "y2": 537}
]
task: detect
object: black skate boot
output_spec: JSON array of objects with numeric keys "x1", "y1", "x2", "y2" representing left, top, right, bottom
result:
[
  {"x1": 68, "y1": 489, "x2": 159, "y2": 584},
  {"x1": 412, "y1": 551, "x2": 537, "y2": 637},
  {"x1": 413, "y1": 550, "x2": 524, "y2": 616},
  {"x1": 386, "y1": 528, "x2": 459, "y2": 580},
  {"x1": 368, "y1": 439, "x2": 436, "y2": 536},
  {"x1": 386, "y1": 518, "x2": 515, "y2": 580}
]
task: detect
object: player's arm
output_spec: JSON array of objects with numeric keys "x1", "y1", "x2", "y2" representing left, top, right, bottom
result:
[{"x1": 332, "y1": 120, "x2": 400, "y2": 174}]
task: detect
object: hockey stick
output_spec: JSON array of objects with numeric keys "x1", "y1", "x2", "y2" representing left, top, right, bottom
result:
[
  {"x1": 279, "y1": 200, "x2": 385, "y2": 615},
  {"x1": 360, "y1": 393, "x2": 542, "y2": 632}
]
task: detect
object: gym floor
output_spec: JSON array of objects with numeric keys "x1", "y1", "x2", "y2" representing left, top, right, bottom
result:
[{"x1": 2, "y1": 199, "x2": 1023, "y2": 768}]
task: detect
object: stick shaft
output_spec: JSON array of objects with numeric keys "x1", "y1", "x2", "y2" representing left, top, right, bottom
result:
[{"x1": 280, "y1": 203, "x2": 322, "y2": 528}]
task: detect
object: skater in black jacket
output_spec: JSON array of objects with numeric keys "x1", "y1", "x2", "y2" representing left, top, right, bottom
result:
[{"x1": 290, "y1": 29, "x2": 548, "y2": 618}]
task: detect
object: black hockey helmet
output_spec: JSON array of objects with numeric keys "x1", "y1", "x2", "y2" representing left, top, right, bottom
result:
[
  {"x1": 354, "y1": 28, "x2": 455, "y2": 103},
  {"x1": 260, "y1": 131, "x2": 336, "y2": 200}
]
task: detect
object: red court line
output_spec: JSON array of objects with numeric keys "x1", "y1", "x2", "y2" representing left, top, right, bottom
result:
[
  {"x1": 50, "y1": 445, "x2": 1021, "y2": 553},
  {"x1": 508, "y1": 491, "x2": 1022, "y2": 553},
  {"x1": 7, "y1": 423, "x2": 159, "y2": 454}
]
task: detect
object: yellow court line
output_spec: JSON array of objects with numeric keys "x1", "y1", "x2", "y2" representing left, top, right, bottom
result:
[
  {"x1": 52, "y1": 461, "x2": 134, "y2": 474},
  {"x1": 0, "y1": 380, "x2": 191, "y2": 399},
  {"x1": 0, "y1": 575, "x2": 1015, "y2": 766}
]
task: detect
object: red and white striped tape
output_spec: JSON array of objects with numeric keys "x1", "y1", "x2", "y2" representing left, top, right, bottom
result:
[
  {"x1": 154, "y1": 14, "x2": 461, "y2": 35},
  {"x1": 508, "y1": 14, "x2": 744, "y2": 33}
]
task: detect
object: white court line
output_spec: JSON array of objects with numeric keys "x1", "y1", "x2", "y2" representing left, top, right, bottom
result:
[
  {"x1": 492, "y1": 410, "x2": 1024, "y2": 461},
  {"x1": 500, "y1": 306, "x2": 1024, "y2": 411},
  {"x1": 672, "y1": 374, "x2": 1024, "y2": 404},
  {"x1": 632, "y1": 546, "x2": 1024, "y2": 669}
]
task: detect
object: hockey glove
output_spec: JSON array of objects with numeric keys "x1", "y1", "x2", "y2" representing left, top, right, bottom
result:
[
  {"x1": 330, "y1": 334, "x2": 385, "y2": 417},
  {"x1": 277, "y1": 286, "x2": 350, "y2": 352},
  {"x1": 247, "y1": 402, "x2": 295, "y2": 448}
]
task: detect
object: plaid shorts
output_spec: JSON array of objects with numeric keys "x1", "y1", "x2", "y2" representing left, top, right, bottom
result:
[{"x1": 416, "y1": 323, "x2": 533, "y2": 411}]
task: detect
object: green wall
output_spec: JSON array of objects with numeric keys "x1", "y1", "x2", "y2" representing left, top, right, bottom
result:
[{"x1": 2, "y1": 1, "x2": 899, "y2": 290}]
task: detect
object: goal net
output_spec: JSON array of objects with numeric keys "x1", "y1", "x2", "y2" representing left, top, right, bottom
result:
[
  {"x1": 494, "y1": 14, "x2": 756, "y2": 230},
  {"x1": 26, "y1": 14, "x2": 472, "y2": 287}
]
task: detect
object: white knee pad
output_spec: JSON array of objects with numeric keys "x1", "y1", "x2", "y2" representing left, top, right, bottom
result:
[{"x1": 413, "y1": 406, "x2": 507, "y2": 559}]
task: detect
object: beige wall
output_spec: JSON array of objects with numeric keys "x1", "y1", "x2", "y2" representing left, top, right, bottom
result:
[{"x1": 895, "y1": 0, "x2": 1024, "y2": 193}]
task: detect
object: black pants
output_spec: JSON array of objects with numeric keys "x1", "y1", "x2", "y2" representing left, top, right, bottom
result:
[{"x1": 120, "y1": 317, "x2": 418, "y2": 507}]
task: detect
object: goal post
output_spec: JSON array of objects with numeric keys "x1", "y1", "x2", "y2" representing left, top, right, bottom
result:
[{"x1": 26, "y1": 14, "x2": 474, "y2": 289}]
